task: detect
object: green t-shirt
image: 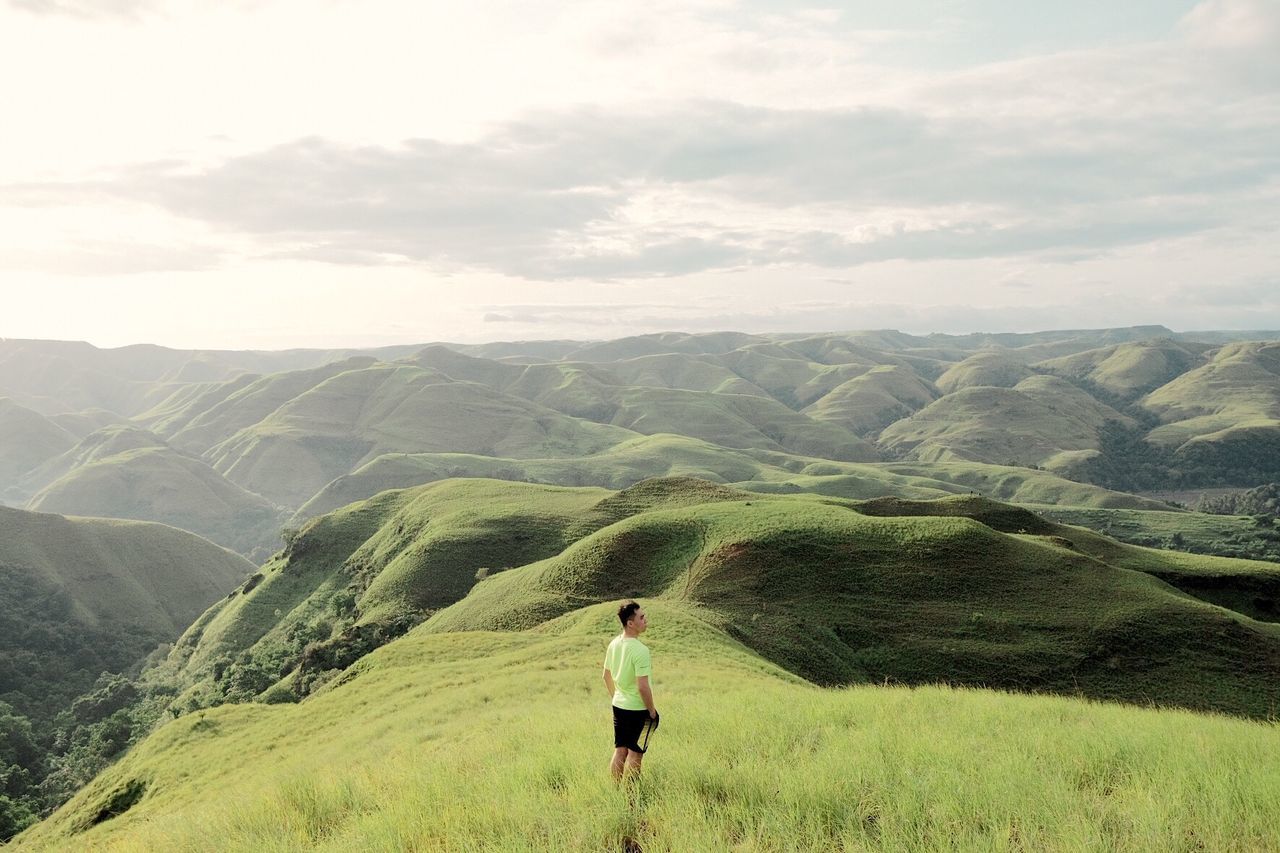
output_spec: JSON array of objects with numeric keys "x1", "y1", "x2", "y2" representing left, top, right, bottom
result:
[{"x1": 604, "y1": 635, "x2": 652, "y2": 711}]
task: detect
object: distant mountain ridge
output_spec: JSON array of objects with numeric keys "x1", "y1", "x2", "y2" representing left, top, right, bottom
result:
[{"x1": 4, "y1": 327, "x2": 1280, "y2": 558}]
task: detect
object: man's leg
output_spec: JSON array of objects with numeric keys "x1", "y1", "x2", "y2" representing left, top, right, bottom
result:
[
  {"x1": 610, "y1": 746, "x2": 629, "y2": 781},
  {"x1": 623, "y1": 749, "x2": 643, "y2": 777}
]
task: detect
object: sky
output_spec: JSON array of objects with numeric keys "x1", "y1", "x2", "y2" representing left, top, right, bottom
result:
[{"x1": 1, "y1": 0, "x2": 1277, "y2": 349}]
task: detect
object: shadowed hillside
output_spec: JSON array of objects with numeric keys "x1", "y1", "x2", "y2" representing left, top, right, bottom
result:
[
  {"x1": 0, "y1": 399, "x2": 77, "y2": 495},
  {"x1": 24, "y1": 427, "x2": 286, "y2": 560},
  {"x1": 0, "y1": 507, "x2": 254, "y2": 837}
]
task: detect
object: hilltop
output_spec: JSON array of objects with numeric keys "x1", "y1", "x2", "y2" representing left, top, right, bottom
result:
[
  {"x1": 15, "y1": 477, "x2": 1280, "y2": 849},
  {"x1": 129, "y1": 478, "x2": 1280, "y2": 724}
]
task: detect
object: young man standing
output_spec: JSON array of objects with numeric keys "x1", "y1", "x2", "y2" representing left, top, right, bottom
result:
[{"x1": 603, "y1": 601, "x2": 658, "y2": 782}]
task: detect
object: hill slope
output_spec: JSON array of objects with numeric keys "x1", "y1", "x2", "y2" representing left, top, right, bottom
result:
[
  {"x1": 17, "y1": 601, "x2": 1280, "y2": 851},
  {"x1": 0, "y1": 399, "x2": 77, "y2": 496},
  {"x1": 145, "y1": 478, "x2": 1280, "y2": 724},
  {"x1": 0, "y1": 507, "x2": 254, "y2": 837},
  {"x1": 25, "y1": 428, "x2": 286, "y2": 560}
]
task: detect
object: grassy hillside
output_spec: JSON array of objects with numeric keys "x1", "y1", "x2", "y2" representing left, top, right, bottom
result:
[
  {"x1": 25, "y1": 430, "x2": 286, "y2": 561},
  {"x1": 162, "y1": 357, "x2": 380, "y2": 455},
  {"x1": 8, "y1": 329, "x2": 1280, "y2": 530},
  {"x1": 155, "y1": 480, "x2": 617, "y2": 713},
  {"x1": 877, "y1": 376, "x2": 1132, "y2": 470},
  {"x1": 1040, "y1": 506, "x2": 1280, "y2": 563},
  {"x1": 0, "y1": 507, "x2": 253, "y2": 648},
  {"x1": 801, "y1": 364, "x2": 938, "y2": 436},
  {"x1": 293, "y1": 434, "x2": 792, "y2": 520},
  {"x1": 154, "y1": 476, "x2": 1264, "y2": 728},
  {"x1": 17, "y1": 605, "x2": 1280, "y2": 851},
  {"x1": 424, "y1": 483, "x2": 1280, "y2": 717},
  {"x1": 294, "y1": 444, "x2": 1163, "y2": 525},
  {"x1": 0, "y1": 507, "x2": 254, "y2": 837},
  {"x1": 0, "y1": 400, "x2": 77, "y2": 494},
  {"x1": 738, "y1": 460, "x2": 1173, "y2": 509},
  {"x1": 203, "y1": 363, "x2": 635, "y2": 507},
  {"x1": 933, "y1": 350, "x2": 1033, "y2": 395},
  {"x1": 1037, "y1": 339, "x2": 1211, "y2": 399}
]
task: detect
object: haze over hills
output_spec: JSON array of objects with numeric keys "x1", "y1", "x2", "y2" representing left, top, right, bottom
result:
[
  {"x1": 5, "y1": 326, "x2": 1280, "y2": 847},
  {"x1": 4, "y1": 326, "x2": 1280, "y2": 559}
]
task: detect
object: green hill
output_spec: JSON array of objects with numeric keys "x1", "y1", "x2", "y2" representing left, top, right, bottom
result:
[
  {"x1": 161, "y1": 357, "x2": 380, "y2": 455},
  {"x1": 424, "y1": 483, "x2": 1280, "y2": 716},
  {"x1": 0, "y1": 507, "x2": 254, "y2": 837},
  {"x1": 202, "y1": 363, "x2": 635, "y2": 507},
  {"x1": 137, "y1": 476, "x2": 1280, "y2": 723},
  {"x1": 25, "y1": 428, "x2": 286, "y2": 560},
  {"x1": 738, "y1": 460, "x2": 1173, "y2": 509},
  {"x1": 19, "y1": 426, "x2": 168, "y2": 496},
  {"x1": 802, "y1": 364, "x2": 938, "y2": 435},
  {"x1": 933, "y1": 350, "x2": 1034, "y2": 395},
  {"x1": 154, "y1": 479, "x2": 616, "y2": 713},
  {"x1": 1037, "y1": 339, "x2": 1211, "y2": 399},
  {"x1": 0, "y1": 506, "x2": 253, "y2": 656},
  {"x1": 292, "y1": 434, "x2": 793, "y2": 520},
  {"x1": 878, "y1": 376, "x2": 1133, "y2": 470},
  {"x1": 0, "y1": 399, "x2": 76, "y2": 495},
  {"x1": 16, "y1": 495, "x2": 1280, "y2": 850}
]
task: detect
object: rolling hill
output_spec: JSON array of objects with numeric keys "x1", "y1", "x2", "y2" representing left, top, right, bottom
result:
[
  {"x1": 24, "y1": 427, "x2": 286, "y2": 561},
  {"x1": 6, "y1": 327, "x2": 1280, "y2": 552},
  {"x1": 0, "y1": 506, "x2": 255, "y2": 837},
  {"x1": 0, "y1": 400, "x2": 77, "y2": 498},
  {"x1": 15, "y1": 478, "x2": 1280, "y2": 851},
  {"x1": 135, "y1": 478, "x2": 1280, "y2": 725},
  {"x1": 877, "y1": 376, "x2": 1133, "y2": 471}
]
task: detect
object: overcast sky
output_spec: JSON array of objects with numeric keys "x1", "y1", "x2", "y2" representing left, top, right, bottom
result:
[{"x1": 1, "y1": 0, "x2": 1277, "y2": 349}]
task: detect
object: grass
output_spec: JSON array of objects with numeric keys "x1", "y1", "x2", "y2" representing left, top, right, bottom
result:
[
  {"x1": 146, "y1": 477, "x2": 1280, "y2": 721},
  {"x1": 418, "y1": 487, "x2": 1280, "y2": 717},
  {"x1": 933, "y1": 350, "x2": 1033, "y2": 395},
  {"x1": 0, "y1": 398, "x2": 76, "y2": 487},
  {"x1": 1144, "y1": 342, "x2": 1280, "y2": 450},
  {"x1": 15, "y1": 601, "x2": 1280, "y2": 851},
  {"x1": 1036, "y1": 340, "x2": 1210, "y2": 399},
  {"x1": 0, "y1": 505, "x2": 253, "y2": 637},
  {"x1": 25, "y1": 434, "x2": 286, "y2": 560},
  {"x1": 1038, "y1": 506, "x2": 1280, "y2": 563},
  {"x1": 877, "y1": 377, "x2": 1131, "y2": 470},
  {"x1": 201, "y1": 362, "x2": 635, "y2": 507}
]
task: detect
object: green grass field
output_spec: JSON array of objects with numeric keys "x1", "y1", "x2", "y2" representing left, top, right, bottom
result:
[{"x1": 14, "y1": 601, "x2": 1280, "y2": 852}]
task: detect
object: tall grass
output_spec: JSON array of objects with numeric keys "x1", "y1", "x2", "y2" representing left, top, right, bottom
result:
[{"x1": 21, "y1": 603, "x2": 1280, "y2": 851}]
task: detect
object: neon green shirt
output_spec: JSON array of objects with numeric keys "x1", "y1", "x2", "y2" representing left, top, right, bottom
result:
[{"x1": 604, "y1": 635, "x2": 652, "y2": 711}]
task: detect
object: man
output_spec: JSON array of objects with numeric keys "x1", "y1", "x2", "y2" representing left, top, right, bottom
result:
[{"x1": 603, "y1": 600, "x2": 658, "y2": 782}]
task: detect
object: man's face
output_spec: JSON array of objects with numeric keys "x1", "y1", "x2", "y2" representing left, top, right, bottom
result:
[{"x1": 630, "y1": 609, "x2": 648, "y2": 634}]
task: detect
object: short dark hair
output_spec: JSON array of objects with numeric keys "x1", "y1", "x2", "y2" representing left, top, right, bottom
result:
[{"x1": 618, "y1": 601, "x2": 641, "y2": 628}]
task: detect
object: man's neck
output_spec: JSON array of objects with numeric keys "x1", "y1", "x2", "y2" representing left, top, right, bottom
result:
[{"x1": 623, "y1": 628, "x2": 640, "y2": 639}]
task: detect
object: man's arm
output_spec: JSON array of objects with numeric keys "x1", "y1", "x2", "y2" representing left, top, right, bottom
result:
[
  {"x1": 602, "y1": 667, "x2": 615, "y2": 698},
  {"x1": 636, "y1": 675, "x2": 656, "y2": 718}
]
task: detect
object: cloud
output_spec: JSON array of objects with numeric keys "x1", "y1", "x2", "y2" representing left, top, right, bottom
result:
[
  {"x1": 5, "y1": 0, "x2": 157, "y2": 18},
  {"x1": 3, "y1": 0, "x2": 1277, "y2": 282}
]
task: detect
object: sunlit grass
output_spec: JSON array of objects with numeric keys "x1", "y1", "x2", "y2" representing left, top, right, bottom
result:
[{"x1": 21, "y1": 602, "x2": 1280, "y2": 852}]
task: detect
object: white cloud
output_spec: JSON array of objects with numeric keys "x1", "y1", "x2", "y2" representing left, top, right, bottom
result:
[{"x1": 0, "y1": 0, "x2": 1277, "y2": 343}]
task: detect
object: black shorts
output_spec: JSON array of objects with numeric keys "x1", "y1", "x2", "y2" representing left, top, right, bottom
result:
[{"x1": 613, "y1": 706, "x2": 658, "y2": 753}]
